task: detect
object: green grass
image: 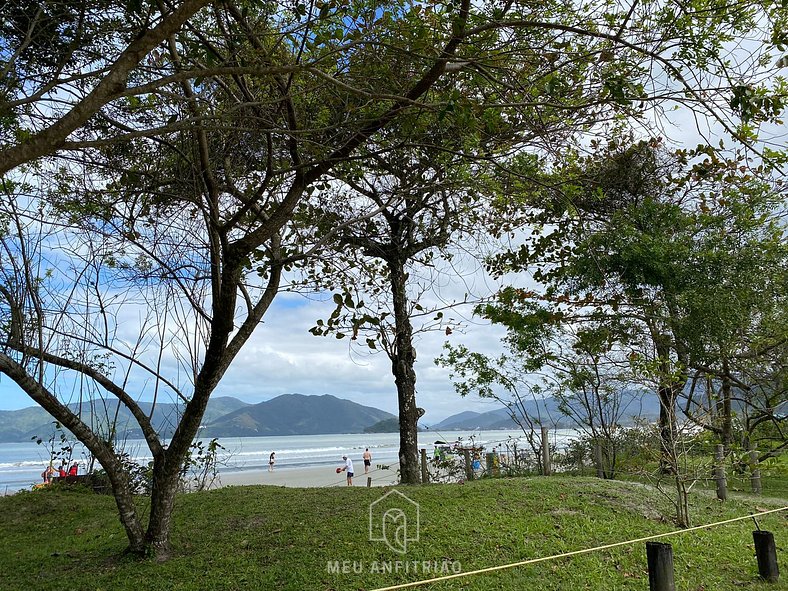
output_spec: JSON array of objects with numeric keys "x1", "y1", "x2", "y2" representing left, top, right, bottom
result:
[{"x1": 1, "y1": 477, "x2": 785, "y2": 591}]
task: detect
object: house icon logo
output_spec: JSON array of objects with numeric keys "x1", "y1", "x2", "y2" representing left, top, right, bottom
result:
[{"x1": 369, "y1": 490, "x2": 420, "y2": 554}]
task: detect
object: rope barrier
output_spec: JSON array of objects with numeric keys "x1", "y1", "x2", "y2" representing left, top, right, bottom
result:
[{"x1": 368, "y1": 506, "x2": 788, "y2": 591}]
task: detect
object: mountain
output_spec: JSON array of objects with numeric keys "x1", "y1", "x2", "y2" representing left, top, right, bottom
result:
[
  {"x1": 430, "y1": 411, "x2": 482, "y2": 429},
  {"x1": 430, "y1": 394, "x2": 662, "y2": 431},
  {"x1": 0, "y1": 396, "x2": 250, "y2": 443},
  {"x1": 363, "y1": 418, "x2": 428, "y2": 433},
  {"x1": 203, "y1": 394, "x2": 396, "y2": 437},
  {"x1": 0, "y1": 394, "x2": 392, "y2": 440},
  {"x1": 364, "y1": 418, "x2": 400, "y2": 433},
  {"x1": 0, "y1": 406, "x2": 52, "y2": 442},
  {"x1": 0, "y1": 391, "x2": 664, "y2": 441},
  {"x1": 199, "y1": 396, "x2": 251, "y2": 424}
]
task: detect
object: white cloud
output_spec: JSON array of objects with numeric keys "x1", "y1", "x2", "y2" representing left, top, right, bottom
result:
[{"x1": 209, "y1": 286, "x2": 511, "y2": 423}]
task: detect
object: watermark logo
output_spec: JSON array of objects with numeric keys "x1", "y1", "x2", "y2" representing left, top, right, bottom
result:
[{"x1": 369, "y1": 490, "x2": 419, "y2": 554}]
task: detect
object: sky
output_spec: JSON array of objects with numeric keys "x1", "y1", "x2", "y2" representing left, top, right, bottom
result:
[
  {"x1": 0, "y1": 276, "x2": 513, "y2": 424},
  {"x1": 0, "y1": 229, "x2": 519, "y2": 424},
  {"x1": 205, "y1": 291, "x2": 512, "y2": 424},
  {"x1": 2, "y1": 39, "x2": 785, "y2": 424},
  {"x1": 2, "y1": 108, "x2": 785, "y2": 424}
]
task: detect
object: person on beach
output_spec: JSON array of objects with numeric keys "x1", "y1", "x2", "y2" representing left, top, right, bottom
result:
[
  {"x1": 268, "y1": 451, "x2": 275, "y2": 472},
  {"x1": 362, "y1": 448, "x2": 372, "y2": 474},
  {"x1": 41, "y1": 465, "x2": 55, "y2": 484},
  {"x1": 57, "y1": 463, "x2": 67, "y2": 478},
  {"x1": 68, "y1": 462, "x2": 78, "y2": 476},
  {"x1": 341, "y1": 455, "x2": 354, "y2": 486}
]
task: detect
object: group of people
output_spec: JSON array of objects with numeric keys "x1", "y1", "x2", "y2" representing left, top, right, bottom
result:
[
  {"x1": 41, "y1": 461, "x2": 79, "y2": 484},
  {"x1": 265, "y1": 447, "x2": 373, "y2": 486},
  {"x1": 338, "y1": 448, "x2": 372, "y2": 486}
]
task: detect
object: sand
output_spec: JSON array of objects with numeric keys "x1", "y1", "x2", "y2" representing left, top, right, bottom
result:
[{"x1": 218, "y1": 465, "x2": 400, "y2": 488}]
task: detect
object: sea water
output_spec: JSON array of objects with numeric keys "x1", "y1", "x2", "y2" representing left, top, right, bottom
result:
[{"x1": 0, "y1": 429, "x2": 579, "y2": 494}]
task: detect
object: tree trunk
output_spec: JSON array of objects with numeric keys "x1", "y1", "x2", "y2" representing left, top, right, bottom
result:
[
  {"x1": 651, "y1": 331, "x2": 680, "y2": 474},
  {"x1": 141, "y1": 382, "x2": 221, "y2": 557},
  {"x1": 657, "y1": 382, "x2": 679, "y2": 474},
  {"x1": 388, "y1": 260, "x2": 420, "y2": 484},
  {"x1": 720, "y1": 357, "x2": 733, "y2": 451},
  {"x1": 100, "y1": 463, "x2": 147, "y2": 554},
  {"x1": 142, "y1": 460, "x2": 182, "y2": 560},
  {"x1": 0, "y1": 354, "x2": 149, "y2": 552}
]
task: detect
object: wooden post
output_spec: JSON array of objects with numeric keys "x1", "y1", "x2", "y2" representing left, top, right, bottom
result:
[
  {"x1": 749, "y1": 443, "x2": 762, "y2": 494},
  {"x1": 485, "y1": 452, "x2": 494, "y2": 477},
  {"x1": 367, "y1": 476, "x2": 372, "y2": 488},
  {"x1": 646, "y1": 542, "x2": 676, "y2": 591},
  {"x1": 463, "y1": 449, "x2": 474, "y2": 481},
  {"x1": 714, "y1": 444, "x2": 727, "y2": 501},
  {"x1": 594, "y1": 441, "x2": 604, "y2": 479},
  {"x1": 753, "y1": 530, "x2": 779, "y2": 583},
  {"x1": 420, "y1": 448, "x2": 429, "y2": 484},
  {"x1": 541, "y1": 426, "x2": 551, "y2": 476}
]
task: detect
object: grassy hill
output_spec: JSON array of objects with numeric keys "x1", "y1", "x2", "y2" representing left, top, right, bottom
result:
[
  {"x1": 0, "y1": 396, "x2": 250, "y2": 442},
  {"x1": 0, "y1": 477, "x2": 784, "y2": 591}
]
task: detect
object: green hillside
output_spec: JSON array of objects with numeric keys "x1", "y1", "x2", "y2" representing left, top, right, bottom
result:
[
  {"x1": 204, "y1": 393, "x2": 396, "y2": 436},
  {"x1": 0, "y1": 478, "x2": 784, "y2": 591},
  {"x1": 364, "y1": 417, "x2": 400, "y2": 433},
  {"x1": 0, "y1": 394, "x2": 391, "y2": 441},
  {"x1": 0, "y1": 396, "x2": 249, "y2": 442}
]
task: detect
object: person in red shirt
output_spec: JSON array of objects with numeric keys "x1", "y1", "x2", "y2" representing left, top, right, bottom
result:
[
  {"x1": 68, "y1": 462, "x2": 78, "y2": 476},
  {"x1": 57, "y1": 463, "x2": 67, "y2": 478}
]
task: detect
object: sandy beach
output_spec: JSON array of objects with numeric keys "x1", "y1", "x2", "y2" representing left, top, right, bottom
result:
[{"x1": 218, "y1": 465, "x2": 400, "y2": 488}]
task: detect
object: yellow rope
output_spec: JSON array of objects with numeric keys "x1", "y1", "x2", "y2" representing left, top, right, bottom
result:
[{"x1": 369, "y1": 506, "x2": 788, "y2": 591}]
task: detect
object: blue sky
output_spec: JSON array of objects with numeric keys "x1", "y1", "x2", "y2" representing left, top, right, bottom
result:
[
  {"x1": 2, "y1": 93, "x2": 785, "y2": 424},
  {"x1": 0, "y1": 268, "x2": 511, "y2": 424}
]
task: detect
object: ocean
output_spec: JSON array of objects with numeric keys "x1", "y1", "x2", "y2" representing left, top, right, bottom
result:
[{"x1": 0, "y1": 429, "x2": 580, "y2": 494}]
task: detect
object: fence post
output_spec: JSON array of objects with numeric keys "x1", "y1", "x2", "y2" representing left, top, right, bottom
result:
[
  {"x1": 367, "y1": 476, "x2": 372, "y2": 488},
  {"x1": 749, "y1": 443, "x2": 762, "y2": 494},
  {"x1": 541, "y1": 426, "x2": 551, "y2": 476},
  {"x1": 420, "y1": 448, "x2": 429, "y2": 484},
  {"x1": 463, "y1": 449, "x2": 474, "y2": 481},
  {"x1": 714, "y1": 444, "x2": 727, "y2": 501},
  {"x1": 753, "y1": 530, "x2": 779, "y2": 583},
  {"x1": 646, "y1": 541, "x2": 676, "y2": 591},
  {"x1": 594, "y1": 441, "x2": 604, "y2": 479}
]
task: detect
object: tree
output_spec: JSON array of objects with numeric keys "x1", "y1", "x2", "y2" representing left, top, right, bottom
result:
[
  {"x1": 485, "y1": 138, "x2": 787, "y2": 467},
  {"x1": 438, "y1": 297, "x2": 645, "y2": 478},
  {"x1": 0, "y1": 0, "x2": 214, "y2": 174},
  {"x1": 307, "y1": 145, "x2": 501, "y2": 483},
  {"x1": 1, "y1": 0, "x2": 785, "y2": 558},
  {"x1": 3, "y1": 0, "x2": 490, "y2": 555}
]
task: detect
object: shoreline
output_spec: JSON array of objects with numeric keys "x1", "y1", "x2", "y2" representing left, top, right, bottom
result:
[
  {"x1": 2, "y1": 466, "x2": 399, "y2": 495},
  {"x1": 217, "y1": 464, "x2": 400, "y2": 488}
]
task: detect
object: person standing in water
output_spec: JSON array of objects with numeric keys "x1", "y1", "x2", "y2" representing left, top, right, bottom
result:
[{"x1": 268, "y1": 451, "x2": 275, "y2": 472}]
